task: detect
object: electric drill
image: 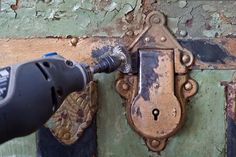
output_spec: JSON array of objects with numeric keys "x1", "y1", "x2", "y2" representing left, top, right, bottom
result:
[{"x1": 0, "y1": 47, "x2": 125, "y2": 144}]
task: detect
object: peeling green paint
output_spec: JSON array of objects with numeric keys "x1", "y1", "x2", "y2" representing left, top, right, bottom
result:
[
  {"x1": 1, "y1": 0, "x2": 236, "y2": 38},
  {"x1": 0, "y1": 134, "x2": 36, "y2": 157},
  {"x1": 157, "y1": 0, "x2": 236, "y2": 38},
  {"x1": 167, "y1": 17, "x2": 179, "y2": 34},
  {"x1": 202, "y1": 4, "x2": 217, "y2": 12},
  {"x1": 0, "y1": 0, "x2": 140, "y2": 37},
  {"x1": 178, "y1": 0, "x2": 187, "y2": 9},
  {"x1": 203, "y1": 13, "x2": 222, "y2": 38}
]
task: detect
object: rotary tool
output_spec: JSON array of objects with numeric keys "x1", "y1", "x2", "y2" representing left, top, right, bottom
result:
[{"x1": 0, "y1": 46, "x2": 126, "y2": 144}]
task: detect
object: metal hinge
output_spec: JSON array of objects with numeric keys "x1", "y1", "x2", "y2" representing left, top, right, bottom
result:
[{"x1": 116, "y1": 11, "x2": 198, "y2": 152}]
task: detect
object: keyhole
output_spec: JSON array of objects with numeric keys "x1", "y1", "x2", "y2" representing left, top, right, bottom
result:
[{"x1": 152, "y1": 108, "x2": 160, "y2": 121}]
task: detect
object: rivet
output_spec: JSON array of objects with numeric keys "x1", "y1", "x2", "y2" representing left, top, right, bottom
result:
[
  {"x1": 160, "y1": 37, "x2": 166, "y2": 42},
  {"x1": 122, "y1": 83, "x2": 129, "y2": 90},
  {"x1": 180, "y1": 30, "x2": 188, "y2": 37},
  {"x1": 82, "y1": 35, "x2": 88, "y2": 39},
  {"x1": 144, "y1": 37, "x2": 150, "y2": 43},
  {"x1": 70, "y1": 37, "x2": 78, "y2": 46},
  {"x1": 153, "y1": 17, "x2": 161, "y2": 24},
  {"x1": 184, "y1": 82, "x2": 193, "y2": 91},
  {"x1": 151, "y1": 140, "x2": 160, "y2": 147},
  {"x1": 182, "y1": 54, "x2": 190, "y2": 64},
  {"x1": 126, "y1": 30, "x2": 134, "y2": 36}
]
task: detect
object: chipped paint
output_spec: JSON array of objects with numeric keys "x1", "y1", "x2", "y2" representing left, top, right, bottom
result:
[
  {"x1": 154, "y1": 0, "x2": 236, "y2": 38},
  {"x1": 202, "y1": 5, "x2": 217, "y2": 12},
  {"x1": 139, "y1": 51, "x2": 159, "y2": 101},
  {"x1": 0, "y1": 0, "x2": 140, "y2": 37},
  {"x1": 168, "y1": 17, "x2": 179, "y2": 34},
  {"x1": 178, "y1": 0, "x2": 187, "y2": 8},
  {"x1": 203, "y1": 13, "x2": 222, "y2": 38},
  {"x1": 97, "y1": 70, "x2": 233, "y2": 157},
  {"x1": 1, "y1": 0, "x2": 236, "y2": 38}
]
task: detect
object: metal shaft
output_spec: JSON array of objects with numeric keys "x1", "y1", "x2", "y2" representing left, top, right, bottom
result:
[{"x1": 91, "y1": 55, "x2": 122, "y2": 74}]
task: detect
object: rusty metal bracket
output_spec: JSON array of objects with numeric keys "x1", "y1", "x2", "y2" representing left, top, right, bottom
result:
[
  {"x1": 45, "y1": 81, "x2": 98, "y2": 145},
  {"x1": 116, "y1": 11, "x2": 198, "y2": 152}
]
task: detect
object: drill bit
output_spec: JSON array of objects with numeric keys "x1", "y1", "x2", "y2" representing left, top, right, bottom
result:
[{"x1": 91, "y1": 46, "x2": 127, "y2": 74}]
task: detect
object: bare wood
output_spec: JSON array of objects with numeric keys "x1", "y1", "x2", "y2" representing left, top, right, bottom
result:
[{"x1": 0, "y1": 37, "x2": 117, "y2": 67}]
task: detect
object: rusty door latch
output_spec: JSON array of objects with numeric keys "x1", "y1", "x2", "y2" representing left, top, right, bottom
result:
[{"x1": 116, "y1": 11, "x2": 198, "y2": 152}]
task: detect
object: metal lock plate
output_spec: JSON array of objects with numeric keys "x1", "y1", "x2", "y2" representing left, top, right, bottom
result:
[
  {"x1": 132, "y1": 49, "x2": 182, "y2": 139},
  {"x1": 116, "y1": 11, "x2": 198, "y2": 152}
]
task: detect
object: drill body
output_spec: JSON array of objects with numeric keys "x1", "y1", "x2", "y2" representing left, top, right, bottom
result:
[
  {"x1": 0, "y1": 56, "x2": 92, "y2": 144},
  {"x1": 0, "y1": 46, "x2": 125, "y2": 144}
]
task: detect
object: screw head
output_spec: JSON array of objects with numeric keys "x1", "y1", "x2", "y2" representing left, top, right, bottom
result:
[
  {"x1": 182, "y1": 54, "x2": 190, "y2": 64},
  {"x1": 151, "y1": 140, "x2": 160, "y2": 147},
  {"x1": 70, "y1": 37, "x2": 78, "y2": 46},
  {"x1": 160, "y1": 36, "x2": 166, "y2": 42},
  {"x1": 184, "y1": 82, "x2": 193, "y2": 91},
  {"x1": 153, "y1": 17, "x2": 161, "y2": 24},
  {"x1": 180, "y1": 30, "x2": 188, "y2": 37}
]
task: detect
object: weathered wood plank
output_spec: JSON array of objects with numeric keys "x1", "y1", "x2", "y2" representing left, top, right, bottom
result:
[{"x1": 0, "y1": 38, "x2": 116, "y2": 67}]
